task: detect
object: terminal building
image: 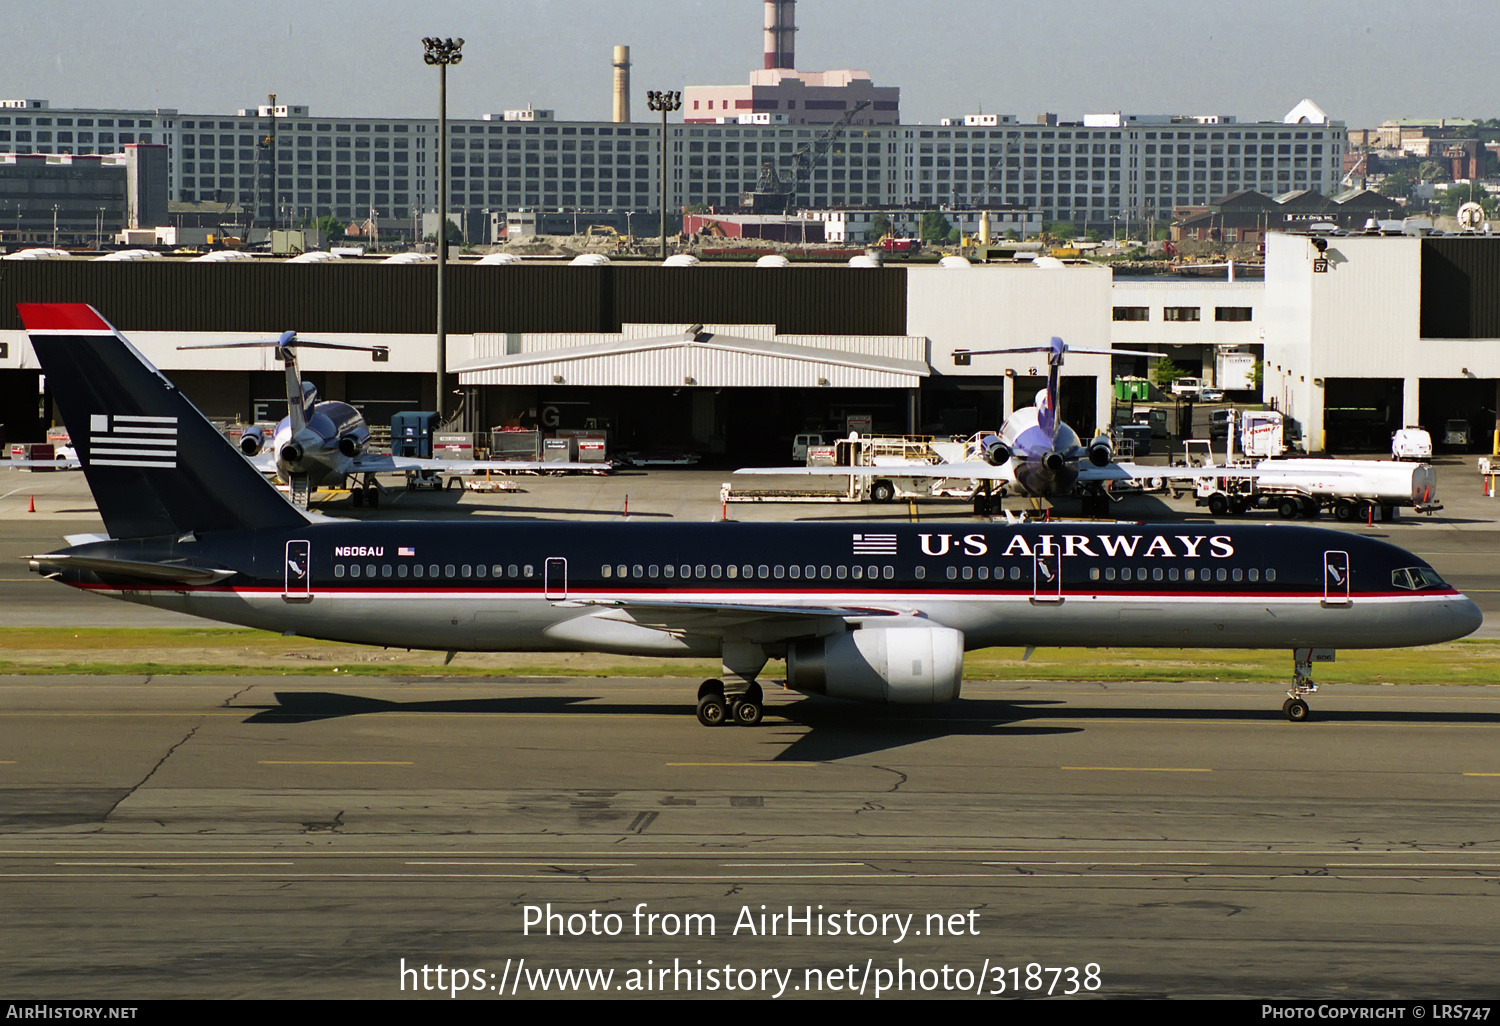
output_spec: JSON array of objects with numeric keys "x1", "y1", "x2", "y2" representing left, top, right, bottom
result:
[{"x1": 4, "y1": 230, "x2": 1497, "y2": 461}]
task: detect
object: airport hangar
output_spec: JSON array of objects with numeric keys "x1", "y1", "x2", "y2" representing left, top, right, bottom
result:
[{"x1": 1, "y1": 234, "x2": 1499, "y2": 460}]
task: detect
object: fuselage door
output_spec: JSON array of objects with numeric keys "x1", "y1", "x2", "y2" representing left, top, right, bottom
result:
[
  {"x1": 1032, "y1": 547, "x2": 1063, "y2": 604},
  {"x1": 1323, "y1": 550, "x2": 1351, "y2": 607},
  {"x1": 283, "y1": 540, "x2": 312, "y2": 601},
  {"x1": 544, "y1": 556, "x2": 568, "y2": 601}
]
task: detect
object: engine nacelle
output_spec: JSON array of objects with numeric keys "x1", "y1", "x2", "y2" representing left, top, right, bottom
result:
[
  {"x1": 787, "y1": 627, "x2": 964, "y2": 704},
  {"x1": 1087, "y1": 435, "x2": 1112, "y2": 468},
  {"x1": 279, "y1": 442, "x2": 304, "y2": 466},
  {"x1": 338, "y1": 434, "x2": 361, "y2": 458},
  {"x1": 979, "y1": 435, "x2": 1012, "y2": 467},
  {"x1": 239, "y1": 426, "x2": 264, "y2": 456}
]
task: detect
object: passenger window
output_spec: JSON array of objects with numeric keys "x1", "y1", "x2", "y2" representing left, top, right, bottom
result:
[
  {"x1": 493, "y1": 565, "x2": 503, "y2": 577},
  {"x1": 476, "y1": 565, "x2": 487, "y2": 578},
  {"x1": 850, "y1": 566, "x2": 862, "y2": 580},
  {"x1": 914, "y1": 566, "x2": 926, "y2": 580},
  {"x1": 1168, "y1": 568, "x2": 1179, "y2": 582},
  {"x1": 1216, "y1": 568, "x2": 1227, "y2": 582},
  {"x1": 430, "y1": 565, "x2": 440, "y2": 577},
  {"x1": 399, "y1": 564, "x2": 408, "y2": 578},
  {"x1": 507, "y1": 564, "x2": 517, "y2": 577},
  {"x1": 837, "y1": 565, "x2": 848, "y2": 579},
  {"x1": 742, "y1": 565, "x2": 753, "y2": 579},
  {"x1": 978, "y1": 567, "x2": 989, "y2": 581},
  {"x1": 524, "y1": 565, "x2": 534, "y2": 578},
  {"x1": 335, "y1": 564, "x2": 345, "y2": 578},
  {"x1": 1122, "y1": 568, "x2": 1132, "y2": 581},
  {"x1": 758, "y1": 565, "x2": 769, "y2": 578},
  {"x1": 1232, "y1": 568, "x2": 1243, "y2": 582},
  {"x1": 1153, "y1": 568, "x2": 1163, "y2": 582},
  {"x1": 1009, "y1": 566, "x2": 1021, "y2": 581},
  {"x1": 461, "y1": 565, "x2": 472, "y2": 578},
  {"x1": 634, "y1": 565, "x2": 644, "y2": 578},
  {"x1": 695, "y1": 565, "x2": 706, "y2": 578},
  {"x1": 350, "y1": 564, "x2": 361, "y2": 578},
  {"x1": 789, "y1": 565, "x2": 801, "y2": 579},
  {"x1": 617, "y1": 564, "x2": 627, "y2": 578},
  {"x1": 601, "y1": 565, "x2": 612, "y2": 578},
  {"x1": 649, "y1": 565, "x2": 659, "y2": 578},
  {"x1": 1089, "y1": 567, "x2": 1100, "y2": 581},
  {"x1": 383, "y1": 565, "x2": 393, "y2": 578},
  {"x1": 366, "y1": 564, "x2": 376, "y2": 577},
  {"x1": 1184, "y1": 568, "x2": 1194, "y2": 581},
  {"x1": 414, "y1": 564, "x2": 424, "y2": 578},
  {"x1": 883, "y1": 566, "x2": 893, "y2": 580},
  {"x1": 947, "y1": 566, "x2": 958, "y2": 580},
  {"x1": 680, "y1": 565, "x2": 691, "y2": 578},
  {"x1": 1105, "y1": 567, "x2": 1115, "y2": 581},
  {"x1": 962, "y1": 566, "x2": 973, "y2": 580},
  {"x1": 774, "y1": 565, "x2": 785, "y2": 578},
  {"x1": 664, "y1": 565, "x2": 675, "y2": 578},
  {"x1": 1201, "y1": 566, "x2": 1211, "y2": 580},
  {"x1": 820, "y1": 566, "x2": 831, "y2": 579},
  {"x1": 710, "y1": 565, "x2": 722, "y2": 579},
  {"x1": 727, "y1": 565, "x2": 737, "y2": 579},
  {"x1": 1266, "y1": 568, "x2": 1276, "y2": 582},
  {"x1": 1248, "y1": 569, "x2": 1258, "y2": 582},
  {"x1": 446, "y1": 564, "x2": 457, "y2": 577},
  {"x1": 870, "y1": 565, "x2": 880, "y2": 579}
]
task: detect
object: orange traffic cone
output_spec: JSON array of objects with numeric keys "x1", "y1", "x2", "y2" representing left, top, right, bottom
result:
[{"x1": 28, "y1": 495, "x2": 35, "y2": 513}]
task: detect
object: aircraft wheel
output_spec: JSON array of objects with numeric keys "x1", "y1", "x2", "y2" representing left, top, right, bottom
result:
[
  {"x1": 366, "y1": 486, "x2": 380, "y2": 508},
  {"x1": 870, "y1": 480, "x2": 895, "y2": 503},
  {"x1": 1334, "y1": 499, "x2": 1355, "y2": 521},
  {"x1": 743, "y1": 681, "x2": 764, "y2": 705},
  {"x1": 731, "y1": 699, "x2": 764, "y2": 727},
  {"x1": 350, "y1": 488, "x2": 364, "y2": 507},
  {"x1": 1278, "y1": 498, "x2": 1300, "y2": 519},
  {"x1": 1284, "y1": 698, "x2": 1310, "y2": 723},
  {"x1": 696, "y1": 695, "x2": 728, "y2": 727},
  {"x1": 1207, "y1": 494, "x2": 1229, "y2": 517}
]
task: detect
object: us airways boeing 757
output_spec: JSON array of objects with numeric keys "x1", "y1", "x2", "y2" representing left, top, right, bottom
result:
[{"x1": 17, "y1": 305, "x2": 1482, "y2": 724}]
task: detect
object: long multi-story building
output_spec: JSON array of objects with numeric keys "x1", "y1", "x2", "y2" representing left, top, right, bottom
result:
[{"x1": 0, "y1": 97, "x2": 1344, "y2": 235}]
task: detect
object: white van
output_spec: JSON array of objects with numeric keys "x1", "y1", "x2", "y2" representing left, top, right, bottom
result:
[
  {"x1": 792, "y1": 432, "x2": 832, "y2": 463},
  {"x1": 1391, "y1": 427, "x2": 1432, "y2": 461}
]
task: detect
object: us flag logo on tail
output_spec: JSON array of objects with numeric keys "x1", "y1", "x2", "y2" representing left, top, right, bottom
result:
[
  {"x1": 88, "y1": 413, "x2": 178, "y2": 469},
  {"x1": 852, "y1": 532, "x2": 897, "y2": 555}
]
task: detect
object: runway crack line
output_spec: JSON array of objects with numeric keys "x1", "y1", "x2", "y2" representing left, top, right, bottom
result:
[{"x1": 104, "y1": 724, "x2": 201, "y2": 821}]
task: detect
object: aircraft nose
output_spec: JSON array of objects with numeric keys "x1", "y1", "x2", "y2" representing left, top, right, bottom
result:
[{"x1": 1453, "y1": 596, "x2": 1485, "y2": 640}]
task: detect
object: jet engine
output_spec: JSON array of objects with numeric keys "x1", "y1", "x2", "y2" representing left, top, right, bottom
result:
[
  {"x1": 1087, "y1": 434, "x2": 1113, "y2": 468},
  {"x1": 786, "y1": 627, "x2": 964, "y2": 704},
  {"x1": 280, "y1": 442, "x2": 304, "y2": 466},
  {"x1": 979, "y1": 435, "x2": 1012, "y2": 467},
  {"x1": 238, "y1": 426, "x2": 264, "y2": 456},
  {"x1": 338, "y1": 434, "x2": 361, "y2": 458}
]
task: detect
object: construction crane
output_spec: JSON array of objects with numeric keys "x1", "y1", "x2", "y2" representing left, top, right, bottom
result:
[{"x1": 741, "y1": 100, "x2": 872, "y2": 214}]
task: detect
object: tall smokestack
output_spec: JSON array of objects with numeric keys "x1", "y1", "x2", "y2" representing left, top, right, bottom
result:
[
  {"x1": 763, "y1": 0, "x2": 796, "y2": 70},
  {"x1": 612, "y1": 44, "x2": 631, "y2": 122}
]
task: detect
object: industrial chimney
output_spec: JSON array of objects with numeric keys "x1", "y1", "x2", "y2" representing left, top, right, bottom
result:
[
  {"x1": 612, "y1": 45, "x2": 631, "y2": 122},
  {"x1": 763, "y1": 0, "x2": 796, "y2": 70}
]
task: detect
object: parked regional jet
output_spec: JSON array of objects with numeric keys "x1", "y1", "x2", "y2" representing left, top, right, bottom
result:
[
  {"x1": 736, "y1": 336, "x2": 1240, "y2": 516},
  {"x1": 180, "y1": 332, "x2": 600, "y2": 507},
  {"x1": 18, "y1": 305, "x2": 1483, "y2": 724}
]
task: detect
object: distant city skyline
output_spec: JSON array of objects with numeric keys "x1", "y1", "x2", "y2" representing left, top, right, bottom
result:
[{"x1": 5, "y1": 0, "x2": 1498, "y2": 129}]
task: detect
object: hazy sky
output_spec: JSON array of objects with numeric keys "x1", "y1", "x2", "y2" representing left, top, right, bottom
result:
[{"x1": 5, "y1": 0, "x2": 1496, "y2": 128}]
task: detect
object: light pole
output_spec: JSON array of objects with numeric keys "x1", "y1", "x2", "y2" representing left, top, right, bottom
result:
[
  {"x1": 646, "y1": 90, "x2": 681, "y2": 259},
  {"x1": 52, "y1": 204, "x2": 59, "y2": 249},
  {"x1": 423, "y1": 35, "x2": 463, "y2": 423}
]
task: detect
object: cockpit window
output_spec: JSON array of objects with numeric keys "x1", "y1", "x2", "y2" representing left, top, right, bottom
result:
[{"x1": 1392, "y1": 567, "x2": 1446, "y2": 591}]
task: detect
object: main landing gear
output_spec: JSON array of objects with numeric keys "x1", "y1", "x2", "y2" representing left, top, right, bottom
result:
[
  {"x1": 696, "y1": 679, "x2": 765, "y2": 727},
  {"x1": 1282, "y1": 648, "x2": 1320, "y2": 722},
  {"x1": 349, "y1": 475, "x2": 382, "y2": 508}
]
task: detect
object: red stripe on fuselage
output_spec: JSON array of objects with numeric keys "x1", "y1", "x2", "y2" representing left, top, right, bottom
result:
[{"x1": 16, "y1": 303, "x2": 114, "y2": 333}]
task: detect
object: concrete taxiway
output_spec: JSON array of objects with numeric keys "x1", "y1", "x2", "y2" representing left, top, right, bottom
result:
[{"x1": 2, "y1": 675, "x2": 1500, "y2": 998}]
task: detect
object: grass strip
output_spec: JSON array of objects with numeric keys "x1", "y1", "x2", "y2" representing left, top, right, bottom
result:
[{"x1": 0, "y1": 629, "x2": 1494, "y2": 686}]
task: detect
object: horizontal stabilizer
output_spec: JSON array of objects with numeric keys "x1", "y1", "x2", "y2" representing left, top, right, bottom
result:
[{"x1": 27, "y1": 553, "x2": 238, "y2": 586}]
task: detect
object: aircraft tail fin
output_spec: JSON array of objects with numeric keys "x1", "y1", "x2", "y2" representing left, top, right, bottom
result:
[{"x1": 18, "y1": 303, "x2": 311, "y2": 540}]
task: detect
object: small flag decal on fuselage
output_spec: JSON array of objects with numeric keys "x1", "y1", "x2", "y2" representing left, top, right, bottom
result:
[
  {"x1": 398, "y1": 546, "x2": 415, "y2": 557},
  {"x1": 88, "y1": 414, "x2": 177, "y2": 469},
  {"x1": 852, "y1": 532, "x2": 897, "y2": 555}
]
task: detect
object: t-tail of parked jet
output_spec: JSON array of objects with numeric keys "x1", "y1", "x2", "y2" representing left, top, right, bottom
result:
[{"x1": 18, "y1": 303, "x2": 311, "y2": 540}]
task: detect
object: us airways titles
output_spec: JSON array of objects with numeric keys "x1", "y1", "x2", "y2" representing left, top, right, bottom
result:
[{"x1": 918, "y1": 532, "x2": 1236, "y2": 559}]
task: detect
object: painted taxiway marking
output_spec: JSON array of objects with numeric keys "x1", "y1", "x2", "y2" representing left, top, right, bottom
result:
[
  {"x1": 57, "y1": 861, "x2": 296, "y2": 867},
  {"x1": 1462, "y1": 772, "x2": 1500, "y2": 777},
  {"x1": 257, "y1": 760, "x2": 413, "y2": 766},
  {"x1": 1060, "y1": 766, "x2": 1213, "y2": 773}
]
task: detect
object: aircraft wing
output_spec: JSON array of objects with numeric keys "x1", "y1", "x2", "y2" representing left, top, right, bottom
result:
[
  {"x1": 734, "y1": 463, "x2": 1013, "y2": 481},
  {"x1": 571, "y1": 598, "x2": 910, "y2": 639},
  {"x1": 245, "y1": 451, "x2": 278, "y2": 475},
  {"x1": 348, "y1": 454, "x2": 611, "y2": 475}
]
